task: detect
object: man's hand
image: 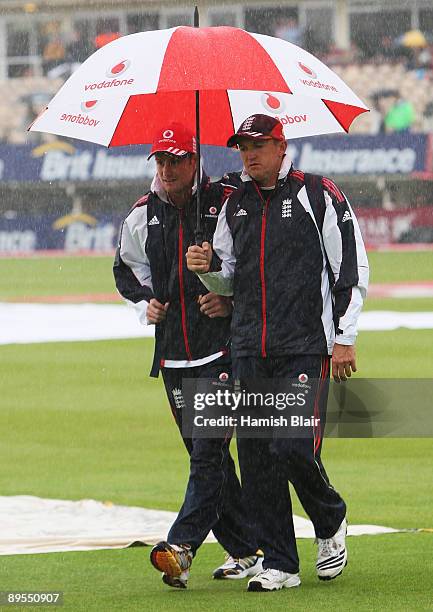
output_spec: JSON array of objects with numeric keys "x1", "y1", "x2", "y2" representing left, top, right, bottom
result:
[
  {"x1": 332, "y1": 344, "x2": 357, "y2": 383},
  {"x1": 198, "y1": 293, "x2": 232, "y2": 318},
  {"x1": 186, "y1": 242, "x2": 213, "y2": 273},
  {"x1": 147, "y1": 298, "x2": 169, "y2": 324}
]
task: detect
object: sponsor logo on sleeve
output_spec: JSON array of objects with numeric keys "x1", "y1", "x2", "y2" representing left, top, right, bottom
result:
[{"x1": 342, "y1": 210, "x2": 352, "y2": 223}]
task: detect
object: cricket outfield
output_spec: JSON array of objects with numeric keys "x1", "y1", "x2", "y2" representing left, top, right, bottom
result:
[{"x1": 0, "y1": 251, "x2": 432, "y2": 611}]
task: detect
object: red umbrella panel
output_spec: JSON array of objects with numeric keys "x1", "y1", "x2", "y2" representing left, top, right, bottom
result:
[
  {"x1": 32, "y1": 89, "x2": 366, "y2": 148},
  {"x1": 30, "y1": 26, "x2": 368, "y2": 147}
]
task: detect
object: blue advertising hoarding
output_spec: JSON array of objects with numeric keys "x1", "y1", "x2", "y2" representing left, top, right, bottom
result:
[
  {"x1": 0, "y1": 213, "x2": 123, "y2": 254},
  {"x1": 0, "y1": 133, "x2": 431, "y2": 183}
]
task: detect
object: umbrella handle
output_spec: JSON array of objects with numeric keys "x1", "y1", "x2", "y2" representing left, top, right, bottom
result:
[{"x1": 194, "y1": 229, "x2": 204, "y2": 246}]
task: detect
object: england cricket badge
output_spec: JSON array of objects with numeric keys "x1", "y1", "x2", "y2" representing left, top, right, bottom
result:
[{"x1": 282, "y1": 198, "x2": 292, "y2": 218}]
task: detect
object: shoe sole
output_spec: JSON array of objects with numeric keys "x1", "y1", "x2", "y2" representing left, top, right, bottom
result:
[
  {"x1": 318, "y1": 560, "x2": 348, "y2": 581},
  {"x1": 214, "y1": 571, "x2": 249, "y2": 580},
  {"x1": 162, "y1": 574, "x2": 187, "y2": 589},
  {"x1": 150, "y1": 542, "x2": 182, "y2": 577},
  {"x1": 214, "y1": 570, "x2": 255, "y2": 580},
  {"x1": 247, "y1": 578, "x2": 301, "y2": 592}
]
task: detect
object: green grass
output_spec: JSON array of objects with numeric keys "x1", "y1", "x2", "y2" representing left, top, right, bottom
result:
[
  {"x1": 0, "y1": 256, "x2": 115, "y2": 298},
  {"x1": 1, "y1": 251, "x2": 432, "y2": 610},
  {"x1": 0, "y1": 340, "x2": 181, "y2": 510},
  {"x1": 0, "y1": 250, "x2": 432, "y2": 300},
  {"x1": 1, "y1": 338, "x2": 432, "y2": 522},
  {"x1": 1, "y1": 338, "x2": 432, "y2": 610},
  {"x1": 367, "y1": 251, "x2": 433, "y2": 283},
  {"x1": 356, "y1": 329, "x2": 433, "y2": 377},
  {"x1": 2, "y1": 535, "x2": 432, "y2": 612},
  {"x1": 364, "y1": 297, "x2": 433, "y2": 311}
]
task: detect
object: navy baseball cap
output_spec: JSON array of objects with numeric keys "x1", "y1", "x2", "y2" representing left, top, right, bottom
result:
[{"x1": 227, "y1": 114, "x2": 285, "y2": 148}]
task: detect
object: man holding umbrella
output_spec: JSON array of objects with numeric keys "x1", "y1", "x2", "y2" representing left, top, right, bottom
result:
[
  {"x1": 113, "y1": 121, "x2": 261, "y2": 589},
  {"x1": 187, "y1": 114, "x2": 369, "y2": 592}
]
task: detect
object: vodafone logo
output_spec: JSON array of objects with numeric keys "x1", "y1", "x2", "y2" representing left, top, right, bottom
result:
[
  {"x1": 81, "y1": 100, "x2": 99, "y2": 112},
  {"x1": 261, "y1": 92, "x2": 285, "y2": 114},
  {"x1": 163, "y1": 129, "x2": 174, "y2": 139},
  {"x1": 298, "y1": 62, "x2": 317, "y2": 79},
  {"x1": 279, "y1": 113, "x2": 307, "y2": 126},
  {"x1": 60, "y1": 109, "x2": 100, "y2": 128},
  {"x1": 219, "y1": 372, "x2": 229, "y2": 382},
  {"x1": 106, "y1": 59, "x2": 131, "y2": 78},
  {"x1": 298, "y1": 373, "x2": 309, "y2": 383},
  {"x1": 205, "y1": 204, "x2": 218, "y2": 219}
]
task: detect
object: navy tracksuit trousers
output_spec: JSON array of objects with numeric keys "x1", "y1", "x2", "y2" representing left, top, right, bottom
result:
[
  {"x1": 234, "y1": 354, "x2": 346, "y2": 574},
  {"x1": 161, "y1": 357, "x2": 257, "y2": 558}
]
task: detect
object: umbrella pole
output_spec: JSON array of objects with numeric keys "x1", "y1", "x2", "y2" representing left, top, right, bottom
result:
[
  {"x1": 195, "y1": 89, "x2": 203, "y2": 245},
  {"x1": 194, "y1": 6, "x2": 203, "y2": 245}
]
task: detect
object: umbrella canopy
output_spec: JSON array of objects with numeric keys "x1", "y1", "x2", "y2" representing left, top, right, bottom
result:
[
  {"x1": 401, "y1": 29, "x2": 428, "y2": 48},
  {"x1": 95, "y1": 32, "x2": 121, "y2": 49},
  {"x1": 30, "y1": 26, "x2": 368, "y2": 147}
]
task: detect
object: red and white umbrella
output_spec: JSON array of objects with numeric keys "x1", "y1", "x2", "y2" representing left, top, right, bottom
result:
[{"x1": 30, "y1": 25, "x2": 368, "y2": 147}]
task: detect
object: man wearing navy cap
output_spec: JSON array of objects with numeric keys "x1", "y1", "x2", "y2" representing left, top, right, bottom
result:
[
  {"x1": 113, "y1": 122, "x2": 261, "y2": 589},
  {"x1": 187, "y1": 114, "x2": 369, "y2": 592}
]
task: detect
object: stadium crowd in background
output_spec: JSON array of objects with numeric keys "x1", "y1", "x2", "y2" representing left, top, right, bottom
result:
[{"x1": 1, "y1": 5, "x2": 433, "y2": 145}]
